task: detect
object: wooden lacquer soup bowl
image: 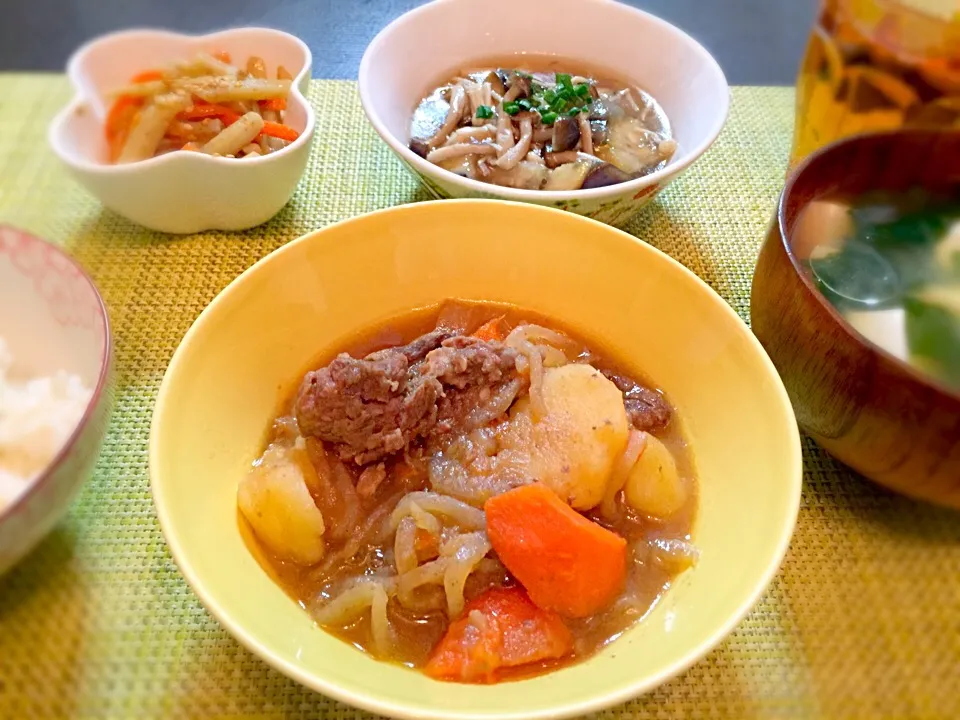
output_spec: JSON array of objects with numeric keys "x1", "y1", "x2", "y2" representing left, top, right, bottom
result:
[{"x1": 751, "y1": 130, "x2": 960, "y2": 509}]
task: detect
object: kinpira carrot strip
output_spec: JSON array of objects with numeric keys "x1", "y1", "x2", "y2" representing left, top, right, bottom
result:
[
  {"x1": 424, "y1": 586, "x2": 572, "y2": 683},
  {"x1": 472, "y1": 315, "x2": 508, "y2": 342},
  {"x1": 130, "y1": 69, "x2": 165, "y2": 84},
  {"x1": 484, "y1": 483, "x2": 627, "y2": 618},
  {"x1": 212, "y1": 50, "x2": 232, "y2": 64},
  {"x1": 177, "y1": 104, "x2": 241, "y2": 125},
  {"x1": 260, "y1": 121, "x2": 299, "y2": 142},
  {"x1": 259, "y1": 97, "x2": 287, "y2": 112},
  {"x1": 105, "y1": 95, "x2": 141, "y2": 140}
]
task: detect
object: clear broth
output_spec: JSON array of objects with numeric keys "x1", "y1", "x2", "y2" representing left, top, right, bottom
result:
[{"x1": 795, "y1": 188, "x2": 960, "y2": 389}]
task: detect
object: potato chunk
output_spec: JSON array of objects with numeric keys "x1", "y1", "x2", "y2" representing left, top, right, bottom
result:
[
  {"x1": 499, "y1": 364, "x2": 629, "y2": 510},
  {"x1": 623, "y1": 434, "x2": 687, "y2": 517},
  {"x1": 238, "y1": 445, "x2": 326, "y2": 564}
]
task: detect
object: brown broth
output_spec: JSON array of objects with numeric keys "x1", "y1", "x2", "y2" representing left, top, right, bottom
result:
[{"x1": 240, "y1": 300, "x2": 698, "y2": 678}]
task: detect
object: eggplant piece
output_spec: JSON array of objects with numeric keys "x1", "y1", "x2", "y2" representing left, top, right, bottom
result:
[
  {"x1": 581, "y1": 162, "x2": 633, "y2": 189},
  {"x1": 589, "y1": 100, "x2": 608, "y2": 122},
  {"x1": 544, "y1": 161, "x2": 594, "y2": 190},
  {"x1": 551, "y1": 117, "x2": 581, "y2": 153},
  {"x1": 590, "y1": 119, "x2": 609, "y2": 146},
  {"x1": 485, "y1": 158, "x2": 548, "y2": 190},
  {"x1": 409, "y1": 138, "x2": 430, "y2": 159}
]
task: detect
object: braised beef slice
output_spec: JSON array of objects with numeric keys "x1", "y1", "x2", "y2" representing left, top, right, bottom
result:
[
  {"x1": 421, "y1": 336, "x2": 527, "y2": 433},
  {"x1": 295, "y1": 350, "x2": 443, "y2": 465},
  {"x1": 391, "y1": 328, "x2": 457, "y2": 364},
  {"x1": 295, "y1": 332, "x2": 523, "y2": 465},
  {"x1": 602, "y1": 371, "x2": 672, "y2": 433}
]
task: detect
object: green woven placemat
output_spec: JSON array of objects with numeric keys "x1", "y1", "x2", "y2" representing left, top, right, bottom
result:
[{"x1": 0, "y1": 76, "x2": 958, "y2": 720}]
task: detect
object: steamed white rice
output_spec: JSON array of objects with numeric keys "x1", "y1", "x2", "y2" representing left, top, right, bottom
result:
[{"x1": 0, "y1": 337, "x2": 93, "y2": 512}]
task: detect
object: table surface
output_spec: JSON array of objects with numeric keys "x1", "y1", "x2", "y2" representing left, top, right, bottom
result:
[
  {"x1": 1, "y1": 75, "x2": 959, "y2": 720},
  {"x1": 0, "y1": 0, "x2": 815, "y2": 85}
]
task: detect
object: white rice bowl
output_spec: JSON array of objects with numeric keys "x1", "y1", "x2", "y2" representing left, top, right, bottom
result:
[{"x1": 0, "y1": 336, "x2": 93, "y2": 512}]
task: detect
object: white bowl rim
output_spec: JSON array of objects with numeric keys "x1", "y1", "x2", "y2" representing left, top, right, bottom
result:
[
  {"x1": 149, "y1": 199, "x2": 802, "y2": 720},
  {"x1": 47, "y1": 26, "x2": 316, "y2": 175},
  {"x1": 0, "y1": 225, "x2": 112, "y2": 523},
  {"x1": 358, "y1": 0, "x2": 730, "y2": 202}
]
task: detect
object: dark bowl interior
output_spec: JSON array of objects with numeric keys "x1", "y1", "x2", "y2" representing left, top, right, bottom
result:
[{"x1": 751, "y1": 129, "x2": 960, "y2": 508}]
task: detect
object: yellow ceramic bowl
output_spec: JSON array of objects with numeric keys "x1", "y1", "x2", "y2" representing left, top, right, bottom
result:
[{"x1": 150, "y1": 200, "x2": 801, "y2": 720}]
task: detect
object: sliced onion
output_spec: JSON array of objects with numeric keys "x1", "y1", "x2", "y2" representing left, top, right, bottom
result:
[
  {"x1": 397, "y1": 557, "x2": 449, "y2": 608},
  {"x1": 506, "y1": 324, "x2": 578, "y2": 352},
  {"x1": 464, "y1": 377, "x2": 523, "y2": 429},
  {"x1": 408, "y1": 500, "x2": 441, "y2": 535},
  {"x1": 394, "y1": 517, "x2": 418, "y2": 575},
  {"x1": 370, "y1": 583, "x2": 393, "y2": 653},
  {"x1": 389, "y1": 492, "x2": 486, "y2": 533},
  {"x1": 441, "y1": 532, "x2": 491, "y2": 617},
  {"x1": 313, "y1": 581, "x2": 378, "y2": 626}
]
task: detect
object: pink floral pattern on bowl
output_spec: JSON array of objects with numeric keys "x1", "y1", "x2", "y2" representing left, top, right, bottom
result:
[{"x1": 0, "y1": 226, "x2": 113, "y2": 576}]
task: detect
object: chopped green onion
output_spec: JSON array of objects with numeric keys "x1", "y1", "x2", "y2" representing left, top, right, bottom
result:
[
  {"x1": 475, "y1": 105, "x2": 494, "y2": 119},
  {"x1": 567, "y1": 107, "x2": 583, "y2": 117},
  {"x1": 556, "y1": 87, "x2": 574, "y2": 101},
  {"x1": 517, "y1": 98, "x2": 534, "y2": 111},
  {"x1": 531, "y1": 83, "x2": 543, "y2": 94},
  {"x1": 503, "y1": 101, "x2": 520, "y2": 116},
  {"x1": 549, "y1": 96, "x2": 566, "y2": 113},
  {"x1": 539, "y1": 111, "x2": 558, "y2": 126},
  {"x1": 575, "y1": 83, "x2": 591, "y2": 98},
  {"x1": 556, "y1": 72, "x2": 573, "y2": 90},
  {"x1": 543, "y1": 89, "x2": 557, "y2": 104}
]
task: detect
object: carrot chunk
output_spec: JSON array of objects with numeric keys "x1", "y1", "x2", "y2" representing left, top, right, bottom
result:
[
  {"x1": 425, "y1": 586, "x2": 572, "y2": 683},
  {"x1": 471, "y1": 315, "x2": 508, "y2": 342},
  {"x1": 484, "y1": 482, "x2": 627, "y2": 618}
]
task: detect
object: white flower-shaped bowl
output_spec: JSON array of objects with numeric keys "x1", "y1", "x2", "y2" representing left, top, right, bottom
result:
[
  {"x1": 48, "y1": 28, "x2": 315, "y2": 235},
  {"x1": 359, "y1": 0, "x2": 729, "y2": 228}
]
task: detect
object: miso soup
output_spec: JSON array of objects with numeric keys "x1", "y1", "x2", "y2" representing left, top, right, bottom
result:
[{"x1": 794, "y1": 188, "x2": 960, "y2": 390}]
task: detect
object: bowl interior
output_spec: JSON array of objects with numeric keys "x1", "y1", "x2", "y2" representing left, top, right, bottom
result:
[
  {"x1": 150, "y1": 201, "x2": 800, "y2": 720},
  {"x1": 780, "y1": 129, "x2": 960, "y2": 395},
  {"x1": 54, "y1": 28, "x2": 312, "y2": 166},
  {"x1": 0, "y1": 226, "x2": 107, "y2": 383},
  {"x1": 361, "y1": 0, "x2": 728, "y2": 178}
]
